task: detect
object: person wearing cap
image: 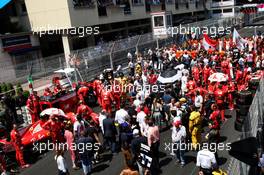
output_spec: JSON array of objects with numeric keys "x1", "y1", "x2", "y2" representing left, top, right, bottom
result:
[{"x1": 171, "y1": 120, "x2": 186, "y2": 167}]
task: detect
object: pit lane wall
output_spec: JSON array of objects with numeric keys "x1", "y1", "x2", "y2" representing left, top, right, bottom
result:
[{"x1": 228, "y1": 78, "x2": 264, "y2": 175}]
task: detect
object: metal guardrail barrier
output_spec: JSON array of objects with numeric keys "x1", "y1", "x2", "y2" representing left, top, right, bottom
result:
[
  {"x1": 3, "y1": 14, "x2": 264, "y2": 84},
  {"x1": 227, "y1": 78, "x2": 264, "y2": 175}
]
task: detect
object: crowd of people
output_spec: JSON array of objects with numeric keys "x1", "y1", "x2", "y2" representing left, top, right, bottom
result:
[{"x1": 0, "y1": 33, "x2": 263, "y2": 175}]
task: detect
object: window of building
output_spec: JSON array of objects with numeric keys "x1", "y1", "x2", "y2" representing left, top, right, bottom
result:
[
  {"x1": 98, "y1": 6, "x2": 107, "y2": 16},
  {"x1": 132, "y1": 0, "x2": 143, "y2": 5},
  {"x1": 166, "y1": 15, "x2": 172, "y2": 26},
  {"x1": 175, "y1": 0, "x2": 179, "y2": 9},
  {"x1": 145, "y1": 0, "x2": 151, "y2": 12},
  {"x1": 166, "y1": 0, "x2": 173, "y2": 4},
  {"x1": 161, "y1": 0, "x2": 166, "y2": 10},
  {"x1": 73, "y1": 0, "x2": 95, "y2": 7},
  {"x1": 223, "y1": 8, "x2": 232, "y2": 13},
  {"x1": 154, "y1": 16, "x2": 164, "y2": 27},
  {"x1": 195, "y1": 1, "x2": 198, "y2": 8},
  {"x1": 111, "y1": 22, "x2": 126, "y2": 29},
  {"x1": 186, "y1": 2, "x2": 189, "y2": 8},
  {"x1": 124, "y1": 1, "x2": 131, "y2": 14},
  {"x1": 213, "y1": 9, "x2": 222, "y2": 14}
]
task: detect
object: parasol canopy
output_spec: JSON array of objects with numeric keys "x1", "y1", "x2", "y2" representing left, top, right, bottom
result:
[
  {"x1": 40, "y1": 108, "x2": 66, "y2": 117},
  {"x1": 208, "y1": 72, "x2": 228, "y2": 82}
]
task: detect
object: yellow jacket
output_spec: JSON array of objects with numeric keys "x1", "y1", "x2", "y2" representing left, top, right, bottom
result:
[
  {"x1": 212, "y1": 169, "x2": 227, "y2": 175},
  {"x1": 189, "y1": 111, "x2": 202, "y2": 131}
]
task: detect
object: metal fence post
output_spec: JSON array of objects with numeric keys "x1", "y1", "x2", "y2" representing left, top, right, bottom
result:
[
  {"x1": 136, "y1": 35, "x2": 142, "y2": 55},
  {"x1": 156, "y1": 38, "x2": 159, "y2": 49},
  {"x1": 110, "y1": 42, "x2": 115, "y2": 69}
]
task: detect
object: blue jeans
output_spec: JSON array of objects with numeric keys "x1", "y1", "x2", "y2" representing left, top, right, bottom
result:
[
  {"x1": 81, "y1": 159, "x2": 92, "y2": 175},
  {"x1": 174, "y1": 142, "x2": 185, "y2": 165},
  {"x1": 104, "y1": 136, "x2": 116, "y2": 153}
]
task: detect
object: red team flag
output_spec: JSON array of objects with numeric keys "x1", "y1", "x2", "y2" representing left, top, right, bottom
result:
[{"x1": 202, "y1": 34, "x2": 218, "y2": 50}]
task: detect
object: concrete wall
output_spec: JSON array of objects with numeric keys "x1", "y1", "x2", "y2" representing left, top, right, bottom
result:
[
  {"x1": 0, "y1": 42, "x2": 16, "y2": 83},
  {"x1": 25, "y1": 0, "x2": 212, "y2": 31},
  {"x1": 25, "y1": 0, "x2": 72, "y2": 32}
]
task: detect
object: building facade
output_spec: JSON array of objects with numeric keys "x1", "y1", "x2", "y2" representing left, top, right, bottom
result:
[{"x1": 24, "y1": 0, "x2": 212, "y2": 59}]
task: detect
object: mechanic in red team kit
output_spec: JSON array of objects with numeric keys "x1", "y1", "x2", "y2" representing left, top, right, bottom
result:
[{"x1": 10, "y1": 124, "x2": 30, "y2": 169}]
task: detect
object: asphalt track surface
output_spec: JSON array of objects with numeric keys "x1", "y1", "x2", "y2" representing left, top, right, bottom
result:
[
  {"x1": 18, "y1": 25, "x2": 261, "y2": 175},
  {"x1": 19, "y1": 106, "x2": 241, "y2": 175}
]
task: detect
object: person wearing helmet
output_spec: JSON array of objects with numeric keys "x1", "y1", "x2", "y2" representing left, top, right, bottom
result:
[{"x1": 171, "y1": 120, "x2": 186, "y2": 167}]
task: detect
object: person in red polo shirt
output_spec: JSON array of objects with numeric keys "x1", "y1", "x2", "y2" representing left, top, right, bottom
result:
[
  {"x1": 214, "y1": 85, "x2": 226, "y2": 121},
  {"x1": 203, "y1": 65, "x2": 211, "y2": 86},
  {"x1": 77, "y1": 85, "x2": 89, "y2": 103}
]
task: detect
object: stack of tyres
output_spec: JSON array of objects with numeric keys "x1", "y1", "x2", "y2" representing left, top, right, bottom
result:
[{"x1": 235, "y1": 90, "x2": 253, "y2": 131}]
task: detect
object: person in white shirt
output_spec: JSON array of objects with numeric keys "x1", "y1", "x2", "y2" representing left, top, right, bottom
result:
[
  {"x1": 171, "y1": 120, "x2": 186, "y2": 166},
  {"x1": 196, "y1": 148, "x2": 217, "y2": 175},
  {"x1": 73, "y1": 114, "x2": 85, "y2": 139},
  {"x1": 194, "y1": 91, "x2": 203, "y2": 112},
  {"x1": 136, "y1": 107, "x2": 148, "y2": 136},
  {"x1": 99, "y1": 110, "x2": 107, "y2": 134},
  {"x1": 127, "y1": 52, "x2": 132, "y2": 60},
  {"x1": 55, "y1": 148, "x2": 68, "y2": 175},
  {"x1": 175, "y1": 102, "x2": 183, "y2": 118},
  {"x1": 115, "y1": 106, "x2": 129, "y2": 125},
  {"x1": 133, "y1": 95, "x2": 142, "y2": 109}
]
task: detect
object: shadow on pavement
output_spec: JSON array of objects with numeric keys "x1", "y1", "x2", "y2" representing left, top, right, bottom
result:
[
  {"x1": 93, "y1": 164, "x2": 110, "y2": 172},
  {"x1": 219, "y1": 136, "x2": 227, "y2": 143},
  {"x1": 160, "y1": 157, "x2": 172, "y2": 167},
  {"x1": 185, "y1": 155, "x2": 197, "y2": 164},
  {"x1": 217, "y1": 157, "x2": 227, "y2": 166}
]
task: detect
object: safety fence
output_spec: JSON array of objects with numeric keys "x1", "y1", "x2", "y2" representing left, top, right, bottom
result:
[
  {"x1": 72, "y1": 16, "x2": 244, "y2": 81},
  {"x1": 227, "y1": 78, "x2": 264, "y2": 175},
  {"x1": 3, "y1": 13, "x2": 264, "y2": 85}
]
